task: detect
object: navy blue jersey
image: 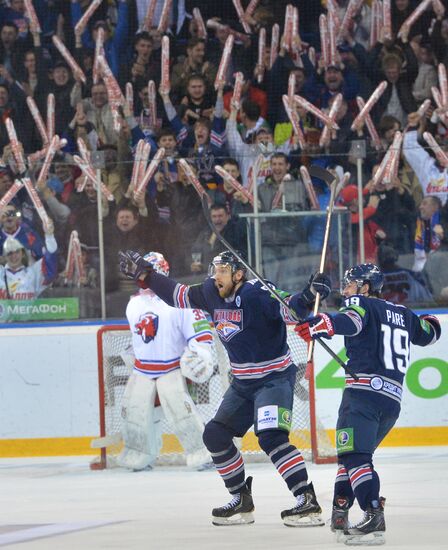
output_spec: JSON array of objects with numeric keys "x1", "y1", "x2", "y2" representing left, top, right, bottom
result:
[
  {"x1": 145, "y1": 273, "x2": 311, "y2": 381},
  {"x1": 332, "y1": 294, "x2": 438, "y2": 404}
]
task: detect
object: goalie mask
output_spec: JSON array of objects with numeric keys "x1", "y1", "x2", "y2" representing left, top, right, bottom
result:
[
  {"x1": 143, "y1": 252, "x2": 170, "y2": 276},
  {"x1": 208, "y1": 251, "x2": 247, "y2": 278}
]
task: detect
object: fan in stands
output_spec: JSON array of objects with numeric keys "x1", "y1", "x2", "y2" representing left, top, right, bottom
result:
[{"x1": 114, "y1": 251, "x2": 216, "y2": 471}]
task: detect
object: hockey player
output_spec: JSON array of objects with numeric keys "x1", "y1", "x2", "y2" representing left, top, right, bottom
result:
[
  {"x1": 119, "y1": 248, "x2": 332, "y2": 527},
  {"x1": 118, "y1": 251, "x2": 215, "y2": 471},
  {"x1": 295, "y1": 263, "x2": 441, "y2": 545},
  {"x1": 0, "y1": 222, "x2": 58, "y2": 300}
]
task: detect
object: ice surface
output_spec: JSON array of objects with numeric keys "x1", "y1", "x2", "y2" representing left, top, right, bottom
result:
[{"x1": 0, "y1": 447, "x2": 447, "y2": 549}]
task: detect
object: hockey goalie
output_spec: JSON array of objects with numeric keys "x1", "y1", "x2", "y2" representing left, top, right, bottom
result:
[{"x1": 117, "y1": 252, "x2": 215, "y2": 471}]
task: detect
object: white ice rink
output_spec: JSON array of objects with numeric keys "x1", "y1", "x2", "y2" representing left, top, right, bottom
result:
[{"x1": 0, "y1": 447, "x2": 447, "y2": 549}]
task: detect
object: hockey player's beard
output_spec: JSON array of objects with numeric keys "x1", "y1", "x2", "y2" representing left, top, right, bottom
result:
[
  {"x1": 215, "y1": 278, "x2": 237, "y2": 299},
  {"x1": 216, "y1": 281, "x2": 233, "y2": 299}
]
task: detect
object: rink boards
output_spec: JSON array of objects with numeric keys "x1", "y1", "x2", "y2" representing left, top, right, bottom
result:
[{"x1": 0, "y1": 312, "x2": 447, "y2": 457}]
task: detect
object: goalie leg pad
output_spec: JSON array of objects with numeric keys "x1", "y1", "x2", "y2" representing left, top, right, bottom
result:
[
  {"x1": 157, "y1": 369, "x2": 210, "y2": 466},
  {"x1": 117, "y1": 372, "x2": 162, "y2": 470}
]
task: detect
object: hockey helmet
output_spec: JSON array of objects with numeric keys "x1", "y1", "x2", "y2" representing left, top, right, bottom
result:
[
  {"x1": 342, "y1": 263, "x2": 384, "y2": 294},
  {"x1": 3, "y1": 236, "x2": 24, "y2": 256},
  {"x1": 142, "y1": 251, "x2": 169, "y2": 276},
  {"x1": 208, "y1": 251, "x2": 247, "y2": 278}
]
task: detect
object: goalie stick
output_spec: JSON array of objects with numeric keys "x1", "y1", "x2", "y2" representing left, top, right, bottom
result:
[{"x1": 200, "y1": 193, "x2": 357, "y2": 379}]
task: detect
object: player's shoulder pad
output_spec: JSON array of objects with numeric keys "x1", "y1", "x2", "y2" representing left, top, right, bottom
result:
[
  {"x1": 339, "y1": 293, "x2": 369, "y2": 318},
  {"x1": 202, "y1": 277, "x2": 216, "y2": 291}
]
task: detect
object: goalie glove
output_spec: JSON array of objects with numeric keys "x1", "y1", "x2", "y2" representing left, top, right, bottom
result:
[
  {"x1": 301, "y1": 272, "x2": 332, "y2": 306},
  {"x1": 118, "y1": 250, "x2": 153, "y2": 281},
  {"x1": 295, "y1": 313, "x2": 335, "y2": 343},
  {"x1": 180, "y1": 342, "x2": 214, "y2": 384}
]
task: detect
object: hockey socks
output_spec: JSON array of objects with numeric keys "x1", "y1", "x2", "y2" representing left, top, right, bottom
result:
[
  {"x1": 348, "y1": 463, "x2": 380, "y2": 511},
  {"x1": 333, "y1": 464, "x2": 355, "y2": 509},
  {"x1": 210, "y1": 444, "x2": 246, "y2": 494},
  {"x1": 203, "y1": 420, "x2": 246, "y2": 493},
  {"x1": 269, "y1": 442, "x2": 308, "y2": 496}
]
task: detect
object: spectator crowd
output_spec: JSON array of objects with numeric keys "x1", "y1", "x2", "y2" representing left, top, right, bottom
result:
[{"x1": 1, "y1": 0, "x2": 448, "y2": 318}]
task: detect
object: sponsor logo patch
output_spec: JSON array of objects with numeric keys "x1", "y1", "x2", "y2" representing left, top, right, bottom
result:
[
  {"x1": 278, "y1": 407, "x2": 292, "y2": 432},
  {"x1": 370, "y1": 376, "x2": 384, "y2": 390},
  {"x1": 336, "y1": 428, "x2": 354, "y2": 453},
  {"x1": 257, "y1": 405, "x2": 278, "y2": 430}
]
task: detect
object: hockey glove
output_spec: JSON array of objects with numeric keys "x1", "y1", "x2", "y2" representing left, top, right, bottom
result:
[
  {"x1": 311, "y1": 272, "x2": 332, "y2": 300},
  {"x1": 295, "y1": 313, "x2": 335, "y2": 343},
  {"x1": 301, "y1": 272, "x2": 332, "y2": 305},
  {"x1": 419, "y1": 314, "x2": 441, "y2": 340},
  {"x1": 118, "y1": 250, "x2": 153, "y2": 281}
]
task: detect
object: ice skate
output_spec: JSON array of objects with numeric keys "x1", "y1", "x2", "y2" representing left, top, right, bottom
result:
[
  {"x1": 343, "y1": 504, "x2": 385, "y2": 546},
  {"x1": 331, "y1": 495, "x2": 350, "y2": 541},
  {"x1": 281, "y1": 483, "x2": 324, "y2": 527},
  {"x1": 211, "y1": 477, "x2": 255, "y2": 526}
]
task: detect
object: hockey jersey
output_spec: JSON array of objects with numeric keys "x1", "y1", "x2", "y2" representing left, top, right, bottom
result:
[
  {"x1": 403, "y1": 130, "x2": 448, "y2": 205},
  {"x1": 0, "y1": 238, "x2": 58, "y2": 300},
  {"x1": 126, "y1": 290, "x2": 213, "y2": 378},
  {"x1": 144, "y1": 273, "x2": 312, "y2": 381},
  {"x1": 333, "y1": 294, "x2": 438, "y2": 405}
]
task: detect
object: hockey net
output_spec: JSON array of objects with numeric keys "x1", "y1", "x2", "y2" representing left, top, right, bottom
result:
[{"x1": 92, "y1": 324, "x2": 336, "y2": 469}]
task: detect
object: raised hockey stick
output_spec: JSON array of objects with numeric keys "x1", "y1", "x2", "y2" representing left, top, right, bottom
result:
[
  {"x1": 305, "y1": 167, "x2": 339, "y2": 379},
  {"x1": 201, "y1": 194, "x2": 356, "y2": 377}
]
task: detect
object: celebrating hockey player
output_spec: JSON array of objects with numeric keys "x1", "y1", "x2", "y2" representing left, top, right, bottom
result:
[
  {"x1": 119, "y1": 248, "x2": 332, "y2": 527},
  {"x1": 295, "y1": 263, "x2": 441, "y2": 545},
  {"x1": 117, "y1": 251, "x2": 215, "y2": 471},
  {"x1": 0, "y1": 221, "x2": 58, "y2": 300}
]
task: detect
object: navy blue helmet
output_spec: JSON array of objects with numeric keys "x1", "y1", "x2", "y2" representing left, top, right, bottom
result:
[
  {"x1": 208, "y1": 251, "x2": 247, "y2": 277},
  {"x1": 342, "y1": 263, "x2": 384, "y2": 293}
]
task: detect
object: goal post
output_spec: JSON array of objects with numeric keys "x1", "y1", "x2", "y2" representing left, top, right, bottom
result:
[{"x1": 91, "y1": 324, "x2": 336, "y2": 469}]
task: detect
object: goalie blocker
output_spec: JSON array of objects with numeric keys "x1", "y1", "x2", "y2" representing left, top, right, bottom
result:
[{"x1": 117, "y1": 252, "x2": 215, "y2": 471}]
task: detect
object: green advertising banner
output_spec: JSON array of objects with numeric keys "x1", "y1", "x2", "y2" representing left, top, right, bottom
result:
[{"x1": 0, "y1": 298, "x2": 79, "y2": 322}]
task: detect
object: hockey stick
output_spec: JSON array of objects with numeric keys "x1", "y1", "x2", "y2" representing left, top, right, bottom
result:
[
  {"x1": 201, "y1": 194, "x2": 356, "y2": 377},
  {"x1": 308, "y1": 164, "x2": 336, "y2": 186},
  {"x1": 305, "y1": 167, "x2": 338, "y2": 379}
]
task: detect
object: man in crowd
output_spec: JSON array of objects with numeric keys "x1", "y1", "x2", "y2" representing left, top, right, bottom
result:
[{"x1": 0, "y1": 219, "x2": 58, "y2": 300}]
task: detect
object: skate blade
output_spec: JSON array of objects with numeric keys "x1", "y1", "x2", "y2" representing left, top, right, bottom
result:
[
  {"x1": 283, "y1": 514, "x2": 325, "y2": 527},
  {"x1": 344, "y1": 531, "x2": 385, "y2": 546},
  {"x1": 334, "y1": 529, "x2": 347, "y2": 543},
  {"x1": 212, "y1": 512, "x2": 255, "y2": 526}
]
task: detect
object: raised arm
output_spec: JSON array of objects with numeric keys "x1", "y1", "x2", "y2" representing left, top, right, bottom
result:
[{"x1": 119, "y1": 250, "x2": 210, "y2": 312}]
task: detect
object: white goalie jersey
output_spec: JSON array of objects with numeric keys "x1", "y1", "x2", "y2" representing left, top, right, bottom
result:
[{"x1": 126, "y1": 289, "x2": 214, "y2": 380}]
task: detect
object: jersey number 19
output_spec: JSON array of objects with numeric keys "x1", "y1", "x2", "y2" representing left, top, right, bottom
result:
[{"x1": 381, "y1": 324, "x2": 410, "y2": 374}]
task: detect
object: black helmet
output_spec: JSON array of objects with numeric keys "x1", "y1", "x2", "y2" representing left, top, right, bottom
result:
[
  {"x1": 342, "y1": 263, "x2": 384, "y2": 293},
  {"x1": 208, "y1": 251, "x2": 247, "y2": 277}
]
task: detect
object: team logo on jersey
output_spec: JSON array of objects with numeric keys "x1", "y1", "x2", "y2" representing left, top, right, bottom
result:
[
  {"x1": 236, "y1": 296, "x2": 241, "y2": 307},
  {"x1": 214, "y1": 309, "x2": 243, "y2": 341},
  {"x1": 135, "y1": 312, "x2": 159, "y2": 343}
]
